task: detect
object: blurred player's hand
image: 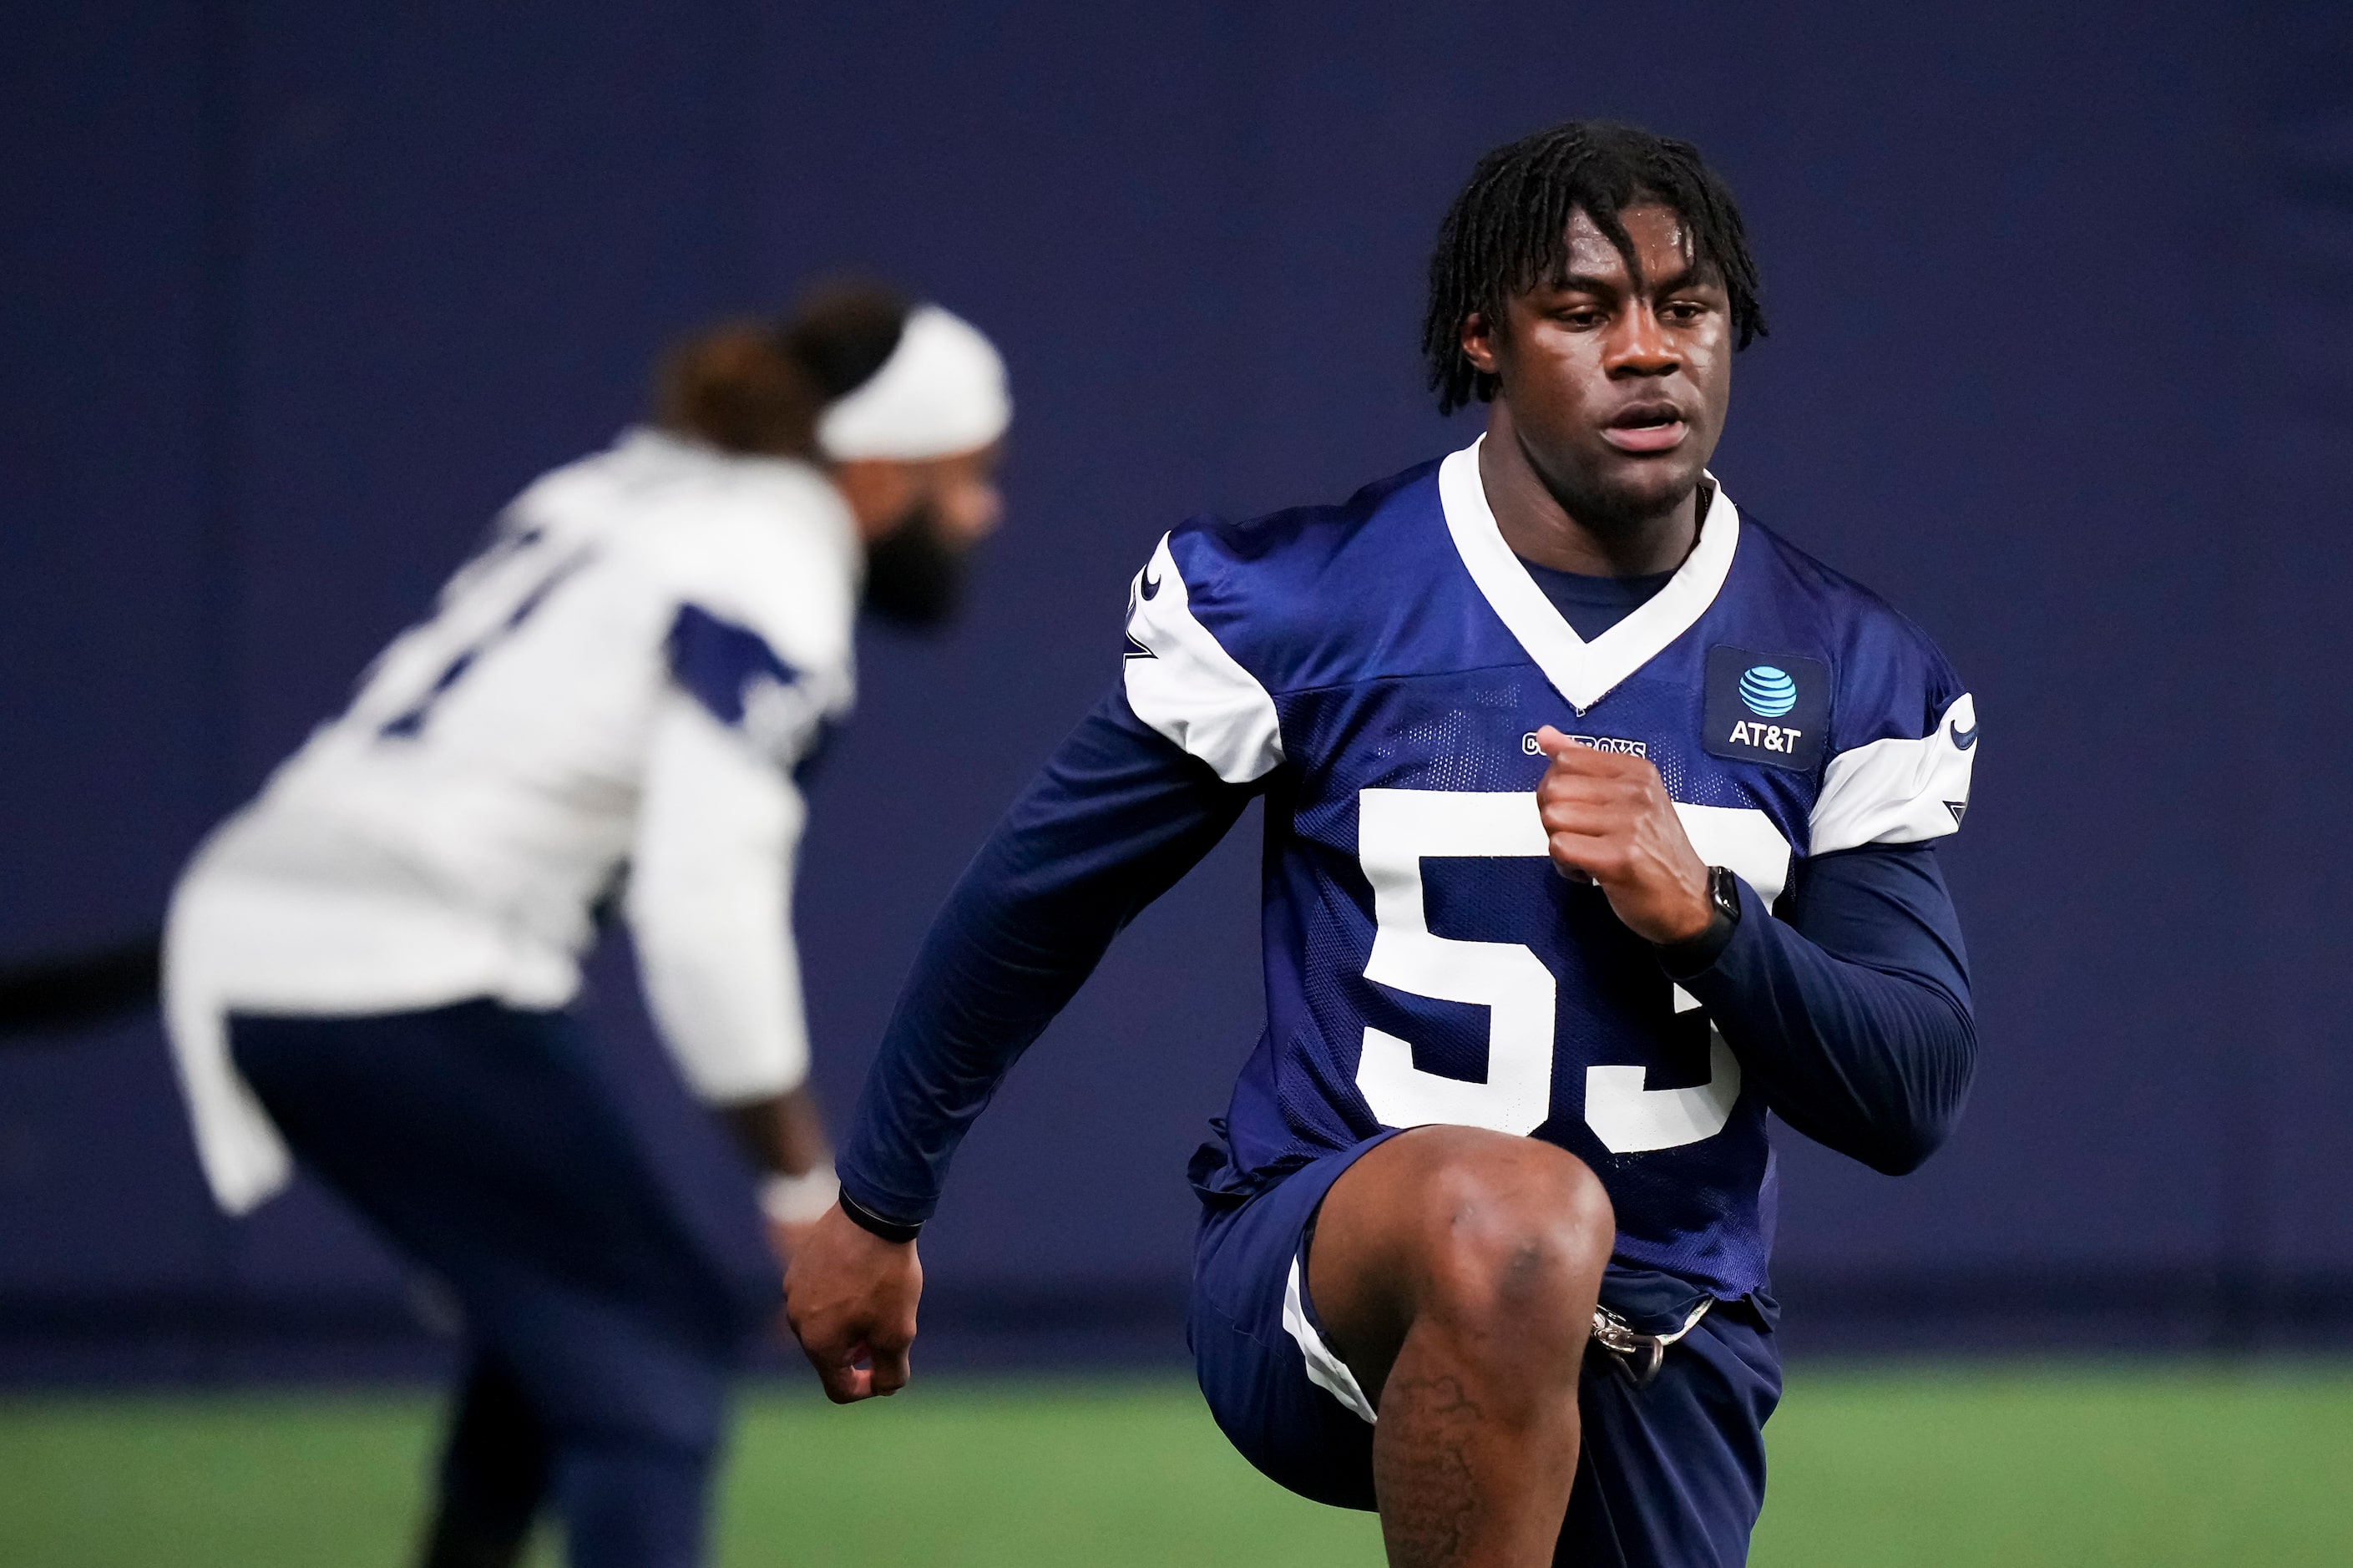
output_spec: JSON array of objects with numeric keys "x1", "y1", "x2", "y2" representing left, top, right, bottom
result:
[
  {"x1": 783, "y1": 1205, "x2": 921, "y2": 1403},
  {"x1": 1533, "y1": 726, "x2": 1713, "y2": 945}
]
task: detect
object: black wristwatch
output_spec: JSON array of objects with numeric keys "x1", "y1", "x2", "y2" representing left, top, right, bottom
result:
[
  {"x1": 1656, "y1": 865, "x2": 1742, "y2": 978},
  {"x1": 1704, "y1": 863, "x2": 1742, "y2": 928}
]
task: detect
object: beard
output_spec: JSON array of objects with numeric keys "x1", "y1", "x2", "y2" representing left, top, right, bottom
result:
[{"x1": 862, "y1": 503, "x2": 969, "y2": 630}]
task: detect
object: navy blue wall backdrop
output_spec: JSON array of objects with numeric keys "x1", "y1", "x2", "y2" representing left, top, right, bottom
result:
[{"x1": 3, "y1": 1, "x2": 2349, "y2": 1374}]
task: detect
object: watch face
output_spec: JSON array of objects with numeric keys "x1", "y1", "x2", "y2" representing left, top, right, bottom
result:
[{"x1": 1711, "y1": 867, "x2": 1741, "y2": 919}]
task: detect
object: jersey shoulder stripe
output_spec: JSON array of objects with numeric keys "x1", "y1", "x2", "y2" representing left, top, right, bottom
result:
[
  {"x1": 1121, "y1": 535, "x2": 1283, "y2": 783},
  {"x1": 666, "y1": 603, "x2": 828, "y2": 769},
  {"x1": 1813, "y1": 692, "x2": 1976, "y2": 852},
  {"x1": 669, "y1": 603, "x2": 801, "y2": 723},
  {"x1": 1118, "y1": 462, "x2": 1444, "y2": 781}
]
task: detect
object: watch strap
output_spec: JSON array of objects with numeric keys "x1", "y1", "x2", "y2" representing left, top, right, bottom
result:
[
  {"x1": 1656, "y1": 865, "x2": 1743, "y2": 979},
  {"x1": 837, "y1": 1189, "x2": 923, "y2": 1245}
]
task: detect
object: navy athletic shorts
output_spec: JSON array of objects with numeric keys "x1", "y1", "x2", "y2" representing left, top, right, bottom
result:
[{"x1": 1187, "y1": 1132, "x2": 1782, "y2": 1568}]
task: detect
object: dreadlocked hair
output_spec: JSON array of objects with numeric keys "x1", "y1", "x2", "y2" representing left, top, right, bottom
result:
[
  {"x1": 653, "y1": 281, "x2": 910, "y2": 458},
  {"x1": 1420, "y1": 119, "x2": 1766, "y2": 415}
]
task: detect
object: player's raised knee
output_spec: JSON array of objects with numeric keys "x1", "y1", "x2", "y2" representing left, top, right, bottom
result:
[{"x1": 1399, "y1": 1130, "x2": 1612, "y2": 1341}]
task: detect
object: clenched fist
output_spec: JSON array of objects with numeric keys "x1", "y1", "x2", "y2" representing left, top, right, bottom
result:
[
  {"x1": 783, "y1": 1204, "x2": 923, "y2": 1403},
  {"x1": 1532, "y1": 726, "x2": 1713, "y2": 945}
]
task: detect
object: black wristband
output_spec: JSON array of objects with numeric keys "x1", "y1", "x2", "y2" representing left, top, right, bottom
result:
[
  {"x1": 837, "y1": 1189, "x2": 923, "y2": 1245},
  {"x1": 1656, "y1": 865, "x2": 1742, "y2": 980}
]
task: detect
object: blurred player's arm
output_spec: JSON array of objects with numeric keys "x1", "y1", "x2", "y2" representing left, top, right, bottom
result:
[{"x1": 629, "y1": 687, "x2": 835, "y2": 1220}]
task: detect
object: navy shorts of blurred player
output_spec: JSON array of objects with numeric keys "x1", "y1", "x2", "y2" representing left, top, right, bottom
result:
[
  {"x1": 230, "y1": 1001, "x2": 780, "y2": 1568},
  {"x1": 1189, "y1": 1130, "x2": 1779, "y2": 1568}
]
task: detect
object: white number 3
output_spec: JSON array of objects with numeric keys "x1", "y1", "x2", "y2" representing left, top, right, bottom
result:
[{"x1": 1354, "y1": 787, "x2": 1789, "y2": 1153}]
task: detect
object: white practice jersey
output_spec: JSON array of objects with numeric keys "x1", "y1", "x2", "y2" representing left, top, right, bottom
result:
[{"x1": 164, "y1": 428, "x2": 858, "y2": 1212}]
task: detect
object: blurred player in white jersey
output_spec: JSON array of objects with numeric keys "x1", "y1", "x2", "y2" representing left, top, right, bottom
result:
[{"x1": 160, "y1": 285, "x2": 1010, "y2": 1568}]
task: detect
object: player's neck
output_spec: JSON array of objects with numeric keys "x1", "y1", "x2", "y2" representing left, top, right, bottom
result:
[{"x1": 1478, "y1": 416, "x2": 1700, "y2": 579}]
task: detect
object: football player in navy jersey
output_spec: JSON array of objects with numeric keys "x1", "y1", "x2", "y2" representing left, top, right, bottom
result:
[{"x1": 788, "y1": 121, "x2": 1977, "y2": 1567}]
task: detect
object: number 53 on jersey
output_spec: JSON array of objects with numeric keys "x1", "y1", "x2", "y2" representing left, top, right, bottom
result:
[{"x1": 1354, "y1": 787, "x2": 1790, "y2": 1154}]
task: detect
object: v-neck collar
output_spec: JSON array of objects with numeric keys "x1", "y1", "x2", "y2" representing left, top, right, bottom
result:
[{"x1": 1438, "y1": 436, "x2": 1741, "y2": 714}]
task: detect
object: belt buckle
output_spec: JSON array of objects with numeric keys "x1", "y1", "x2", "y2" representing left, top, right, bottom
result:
[{"x1": 1589, "y1": 1299, "x2": 1711, "y2": 1390}]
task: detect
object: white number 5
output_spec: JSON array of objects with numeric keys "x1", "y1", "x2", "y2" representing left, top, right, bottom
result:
[{"x1": 1353, "y1": 787, "x2": 1789, "y2": 1152}]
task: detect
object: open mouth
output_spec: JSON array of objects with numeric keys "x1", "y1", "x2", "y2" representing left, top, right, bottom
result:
[{"x1": 1602, "y1": 402, "x2": 1689, "y2": 453}]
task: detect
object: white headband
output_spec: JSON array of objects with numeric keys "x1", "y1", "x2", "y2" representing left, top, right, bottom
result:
[{"x1": 817, "y1": 304, "x2": 1011, "y2": 461}]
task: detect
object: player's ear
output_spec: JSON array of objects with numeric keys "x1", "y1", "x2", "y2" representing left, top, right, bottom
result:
[{"x1": 1460, "y1": 310, "x2": 1502, "y2": 377}]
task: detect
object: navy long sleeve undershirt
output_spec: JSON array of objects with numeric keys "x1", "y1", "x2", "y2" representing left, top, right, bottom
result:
[
  {"x1": 1672, "y1": 844, "x2": 1974, "y2": 1176},
  {"x1": 837, "y1": 689, "x2": 1976, "y2": 1225}
]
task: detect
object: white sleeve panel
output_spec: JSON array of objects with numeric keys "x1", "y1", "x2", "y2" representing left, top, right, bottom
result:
[
  {"x1": 1809, "y1": 693, "x2": 1978, "y2": 855},
  {"x1": 628, "y1": 693, "x2": 812, "y2": 1102},
  {"x1": 1120, "y1": 533, "x2": 1284, "y2": 783}
]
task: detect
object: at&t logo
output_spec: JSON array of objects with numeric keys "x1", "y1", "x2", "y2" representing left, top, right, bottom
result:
[
  {"x1": 1737, "y1": 665, "x2": 1797, "y2": 717},
  {"x1": 1729, "y1": 664, "x2": 1802, "y2": 753}
]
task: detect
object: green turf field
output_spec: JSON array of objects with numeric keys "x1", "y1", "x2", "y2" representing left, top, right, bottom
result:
[{"x1": 1, "y1": 1363, "x2": 2347, "y2": 1565}]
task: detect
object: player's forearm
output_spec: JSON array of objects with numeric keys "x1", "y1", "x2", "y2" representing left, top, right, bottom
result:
[
  {"x1": 1672, "y1": 843, "x2": 1976, "y2": 1175},
  {"x1": 721, "y1": 1084, "x2": 831, "y2": 1177},
  {"x1": 836, "y1": 690, "x2": 1254, "y2": 1226},
  {"x1": 836, "y1": 890, "x2": 1110, "y2": 1222}
]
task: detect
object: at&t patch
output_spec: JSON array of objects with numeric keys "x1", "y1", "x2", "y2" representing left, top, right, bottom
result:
[{"x1": 1703, "y1": 645, "x2": 1829, "y2": 771}]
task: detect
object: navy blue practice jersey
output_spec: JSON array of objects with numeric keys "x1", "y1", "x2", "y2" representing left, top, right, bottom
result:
[{"x1": 1119, "y1": 439, "x2": 1976, "y2": 1298}]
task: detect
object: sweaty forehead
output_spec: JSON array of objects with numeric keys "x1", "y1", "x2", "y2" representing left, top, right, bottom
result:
[{"x1": 1554, "y1": 203, "x2": 1694, "y2": 285}]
